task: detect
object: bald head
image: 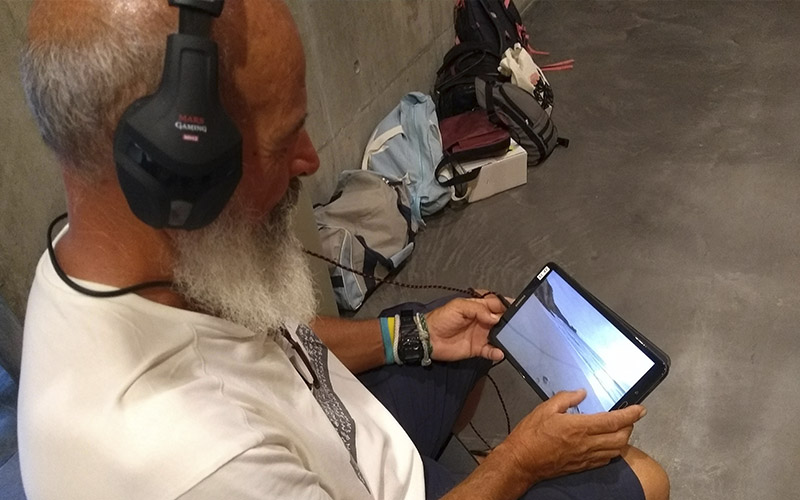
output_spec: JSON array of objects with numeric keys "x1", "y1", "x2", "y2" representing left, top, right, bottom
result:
[{"x1": 21, "y1": 0, "x2": 303, "y2": 176}]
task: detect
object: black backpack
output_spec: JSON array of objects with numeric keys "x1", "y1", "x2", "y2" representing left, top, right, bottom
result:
[
  {"x1": 474, "y1": 77, "x2": 568, "y2": 167},
  {"x1": 433, "y1": 41, "x2": 502, "y2": 120},
  {"x1": 454, "y1": 0, "x2": 534, "y2": 56}
]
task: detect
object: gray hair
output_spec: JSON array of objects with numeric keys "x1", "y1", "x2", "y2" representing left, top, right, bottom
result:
[{"x1": 20, "y1": 18, "x2": 167, "y2": 174}]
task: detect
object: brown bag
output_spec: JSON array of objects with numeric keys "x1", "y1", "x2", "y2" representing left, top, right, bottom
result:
[{"x1": 436, "y1": 110, "x2": 510, "y2": 188}]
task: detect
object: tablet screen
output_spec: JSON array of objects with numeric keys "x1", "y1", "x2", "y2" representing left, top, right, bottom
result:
[{"x1": 496, "y1": 268, "x2": 655, "y2": 414}]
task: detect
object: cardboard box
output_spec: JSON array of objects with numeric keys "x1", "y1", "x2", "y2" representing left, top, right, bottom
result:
[{"x1": 456, "y1": 140, "x2": 528, "y2": 202}]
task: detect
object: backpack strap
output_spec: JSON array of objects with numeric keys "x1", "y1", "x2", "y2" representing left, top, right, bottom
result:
[
  {"x1": 483, "y1": 79, "x2": 504, "y2": 127},
  {"x1": 436, "y1": 44, "x2": 500, "y2": 95},
  {"x1": 435, "y1": 154, "x2": 483, "y2": 187},
  {"x1": 478, "y1": 0, "x2": 505, "y2": 56},
  {"x1": 361, "y1": 125, "x2": 404, "y2": 170},
  {"x1": 355, "y1": 235, "x2": 389, "y2": 291},
  {"x1": 437, "y1": 41, "x2": 496, "y2": 75},
  {"x1": 392, "y1": 184, "x2": 416, "y2": 244}
]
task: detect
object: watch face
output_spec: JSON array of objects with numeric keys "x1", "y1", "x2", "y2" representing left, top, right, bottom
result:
[{"x1": 399, "y1": 335, "x2": 424, "y2": 364}]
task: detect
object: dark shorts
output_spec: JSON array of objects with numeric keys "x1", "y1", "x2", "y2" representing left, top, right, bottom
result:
[{"x1": 357, "y1": 300, "x2": 645, "y2": 500}]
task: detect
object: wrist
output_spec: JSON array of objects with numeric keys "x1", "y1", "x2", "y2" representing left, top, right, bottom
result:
[
  {"x1": 394, "y1": 309, "x2": 433, "y2": 366},
  {"x1": 442, "y1": 443, "x2": 536, "y2": 500},
  {"x1": 482, "y1": 442, "x2": 541, "y2": 496}
]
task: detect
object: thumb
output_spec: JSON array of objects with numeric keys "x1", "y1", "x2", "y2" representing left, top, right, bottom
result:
[
  {"x1": 547, "y1": 389, "x2": 587, "y2": 414},
  {"x1": 481, "y1": 308, "x2": 503, "y2": 326},
  {"x1": 471, "y1": 300, "x2": 503, "y2": 326}
]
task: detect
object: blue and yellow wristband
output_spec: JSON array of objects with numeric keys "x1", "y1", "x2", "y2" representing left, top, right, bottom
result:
[{"x1": 380, "y1": 316, "x2": 396, "y2": 364}]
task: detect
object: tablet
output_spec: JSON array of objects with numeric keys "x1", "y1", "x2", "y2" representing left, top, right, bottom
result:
[{"x1": 489, "y1": 263, "x2": 670, "y2": 414}]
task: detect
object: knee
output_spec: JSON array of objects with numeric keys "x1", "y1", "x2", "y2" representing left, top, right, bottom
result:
[{"x1": 621, "y1": 446, "x2": 670, "y2": 500}]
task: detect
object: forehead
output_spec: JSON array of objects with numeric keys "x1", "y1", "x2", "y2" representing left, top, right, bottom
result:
[{"x1": 217, "y1": 0, "x2": 306, "y2": 117}]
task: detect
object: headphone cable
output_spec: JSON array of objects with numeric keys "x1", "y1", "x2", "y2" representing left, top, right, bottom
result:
[
  {"x1": 48, "y1": 213, "x2": 511, "y2": 311},
  {"x1": 47, "y1": 213, "x2": 174, "y2": 298},
  {"x1": 301, "y1": 248, "x2": 511, "y2": 307}
]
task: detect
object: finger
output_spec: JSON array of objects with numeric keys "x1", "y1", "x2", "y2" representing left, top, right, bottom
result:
[
  {"x1": 469, "y1": 290, "x2": 510, "y2": 313},
  {"x1": 458, "y1": 298, "x2": 503, "y2": 325},
  {"x1": 588, "y1": 425, "x2": 634, "y2": 452},
  {"x1": 611, "y1": 425, "x2": 634, "y2": 447},
  {"x1": 471, "y1": 295, "x2": 507, "y2": 315},
  {"x1": 586, "y1": 450, "x2": 621, "y2": 469},
  {"x1": 479, "y1": 344, "x2": 505, "y2": 361},
  {"x1": 563, "y1": 449, "x2": 621, "y2": 476},
  {"x1": 582, "y1": 405, "x2": 646, "y2": 434},
  {"x1": 545, "y1": 389, "x2": 587, "y2": 414}
]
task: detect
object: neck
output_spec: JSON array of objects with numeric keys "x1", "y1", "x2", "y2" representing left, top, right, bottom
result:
[{"x1": 56, "y1": 171, "x2": 187, "y2": 309}]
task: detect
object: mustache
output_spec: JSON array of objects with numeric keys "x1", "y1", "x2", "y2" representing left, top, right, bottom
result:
[
  {"x1": 280, "y1": 177, "x2": 302, "y2": 211},
  {"x1": 265, "y1": 177, "x2": 302, "y2": 224},
  {"x1": 224, "y1": 177, "x2": 302, "y2": 235}
]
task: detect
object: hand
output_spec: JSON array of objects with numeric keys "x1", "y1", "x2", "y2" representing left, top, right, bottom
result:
[
  {"x1": 424, "y1": 295, "x2": 507, "y2": 362},
  {"x1": 495, "y1": 390, "x2": 646, "y2": 486}
]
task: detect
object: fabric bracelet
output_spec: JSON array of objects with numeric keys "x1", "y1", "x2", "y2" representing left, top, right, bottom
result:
[
  {"x1": 380, "y1": 317, "x2": 394, "y2": 365},
  {"x1": 414, "y1": 313, "x2": 433, "y2": 366},
  {"x1": 387, "y1": 316, "x2": 396, "y2": 348},
  {"x1": 417, "y1": 312, "x2": 433, "y2": 357},
  {"x1": 392, "y1": 314, "x2": 402, "y2": 365}
]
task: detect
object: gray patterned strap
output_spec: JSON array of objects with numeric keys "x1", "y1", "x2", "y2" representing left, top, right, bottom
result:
[{"x1": 293, "y1": 324, "x2": 370, "y2": 493}]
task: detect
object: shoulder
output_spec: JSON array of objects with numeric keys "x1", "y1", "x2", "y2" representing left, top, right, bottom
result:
[{"x1": 19, "y1": 255, "x2": 270, "y2": 500}]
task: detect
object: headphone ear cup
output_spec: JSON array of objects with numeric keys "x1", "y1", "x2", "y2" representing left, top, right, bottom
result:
[
  {"x1": 114, "y1": 97, "x2": 243, "y2": 230},
  {"x1": 115, "y1": 150, "x2": 171, "y2": 229},
  {"x1": 114, "y1": 97, "x2": 171, "y2": 228},
  {"x1": 184, "y1": 166, "x2": 241, "y2": 229},
  {"x1": 113, "y1": 33, "x2": 242, "y2": 230}
]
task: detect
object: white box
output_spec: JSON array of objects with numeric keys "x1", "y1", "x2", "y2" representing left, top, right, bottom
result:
[{"x1": 456, "y1": 140, "x2": 527, "y2": 202}]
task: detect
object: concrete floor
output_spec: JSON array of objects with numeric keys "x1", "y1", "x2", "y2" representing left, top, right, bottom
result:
[{"x1": 355, "y1": 1, "x2": 800, "y2": 498}]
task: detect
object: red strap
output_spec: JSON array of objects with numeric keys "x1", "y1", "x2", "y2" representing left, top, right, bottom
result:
[
  {"x1": 541, "y1": 65, "x2": 573, "y2": 72},
  {"x1": 526, "y1": 45, "x2": 550, "y2": 56},
  {"x1": 541, "y1": 60, "x2": 575, "y2": 68},
  {"x1": 540, "y1": 59, "x2": 575, "y2": 71}
]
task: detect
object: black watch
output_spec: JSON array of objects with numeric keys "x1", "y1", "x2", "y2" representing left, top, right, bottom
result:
[{"x1": 397, "y1": 310, "x2": 423, "y2": 365}]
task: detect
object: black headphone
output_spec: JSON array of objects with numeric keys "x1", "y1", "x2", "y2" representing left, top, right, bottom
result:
[{"x1": 113, "y1": 0, "x2": 241, "y2": 230}]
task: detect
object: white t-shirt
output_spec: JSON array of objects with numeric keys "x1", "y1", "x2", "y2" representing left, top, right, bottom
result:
[{"x1": 18, "y1": 251, "x2": 425, "y2": 500}]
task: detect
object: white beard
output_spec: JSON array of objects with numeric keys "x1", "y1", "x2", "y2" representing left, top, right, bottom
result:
[{"x1": 171, "y1": 180, "x2": 317, "y2": 339}]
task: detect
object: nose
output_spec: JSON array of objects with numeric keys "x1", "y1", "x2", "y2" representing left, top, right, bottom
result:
[{"x1": 290, "y1": 130, "x2": 320, "y2": 178}]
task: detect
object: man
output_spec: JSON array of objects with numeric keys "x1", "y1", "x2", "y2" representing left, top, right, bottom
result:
[{"x1": 17, "y1": 0, "x2": 669, "y2": 499}]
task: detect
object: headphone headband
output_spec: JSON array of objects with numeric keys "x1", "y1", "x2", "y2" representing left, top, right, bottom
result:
[{"x1": 168, "y1": 0, "x2": 225, "y2": 17}]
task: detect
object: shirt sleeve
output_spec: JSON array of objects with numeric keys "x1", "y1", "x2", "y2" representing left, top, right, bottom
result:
[{"x1": 178, "y1": 443, "x2": 336, "y2": 500}]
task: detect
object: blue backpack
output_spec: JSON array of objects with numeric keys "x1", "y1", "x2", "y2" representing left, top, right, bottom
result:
[{"x1": 361, "y1": 92, "x2": 449, "y2": 226}]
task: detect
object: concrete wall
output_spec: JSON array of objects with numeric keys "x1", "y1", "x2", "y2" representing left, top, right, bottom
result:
[
  {"x1": 0, "y1": 0, "x2": 533, "y2": 320},
  {"x1": 289, "y1": 0, "x2": 533, "y2": 205},
  {"x1": 0, "y1": 0, "x2": 61, "y2": 320}
]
